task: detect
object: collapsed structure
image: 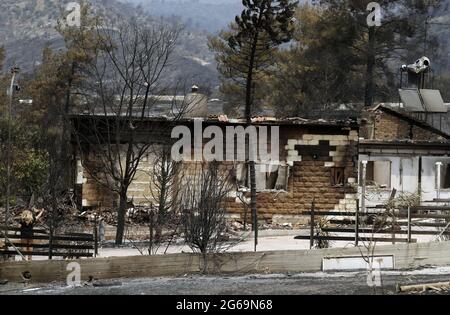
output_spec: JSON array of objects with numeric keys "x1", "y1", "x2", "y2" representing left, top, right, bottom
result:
[
  {"x1": 360, "y1": 104, "x2": 450, "y2": 206},
  {"x1": 70, "y1": 57, "x2": 450, "y2": 227},
  {"x1": 71, "y1": 105, "x2": 450, "y2": 226},
  {"x1": 71, "y1": 113, "x2": 359, "y2": 226}
]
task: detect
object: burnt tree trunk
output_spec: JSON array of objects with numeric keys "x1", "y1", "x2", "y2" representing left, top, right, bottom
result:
[
  {"x1": 116, "y1": 185, "x2": 128, "y2": 245},
  {"x1": 245, "y1": 33, "x2": 259, "y2": 251}
]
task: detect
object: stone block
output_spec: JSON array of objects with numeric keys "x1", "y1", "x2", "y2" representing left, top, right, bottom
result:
[{"x1": 287, "y1": 139, "x2": 298, "y2": 147}]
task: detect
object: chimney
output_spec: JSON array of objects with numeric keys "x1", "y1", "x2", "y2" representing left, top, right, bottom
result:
[{"x1": 183, "y1": 85, "x2": 208, "y2": 118}]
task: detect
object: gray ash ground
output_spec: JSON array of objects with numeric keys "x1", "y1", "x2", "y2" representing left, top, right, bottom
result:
[{"x1": 2, "y1": 268, "x2": 450, "y2": 295}]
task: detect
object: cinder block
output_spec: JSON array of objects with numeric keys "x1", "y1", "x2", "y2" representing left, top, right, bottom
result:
[
  {"x1": 287, "y1": 156, "x2": 302, "y2": 163},
  {"x1": 288, "y1": 150, "x2": 298, "y2": 157},
  {"x1": 307, "y1": 140, "x2": 319, "y2": 145},
  {"x1": 287, "y1": 139, "x2": 298, "y2": 147},
  {"x1": 287, "y1": 143, "x2": 296, "y2": 150},
  {"x1": 310, "y1": 135, "x2": 324, "y2": 140}
]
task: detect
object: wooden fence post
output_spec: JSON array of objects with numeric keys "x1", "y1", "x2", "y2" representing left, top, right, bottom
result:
[
  {"x1": 48, "y1": 227, "x2": 53, "y2": 260},
  {"x1": 392, "y1": 215, "x2": 397, "y2": 245},
  {"x1": 355, "y1": 199, "x2": 359, "y2": 246},
  {"x1": 149, "y1": 210, "x2": 154, "y2": 255},
  {"x1": 94, "y1": 215, "x2": 98, "y2": 258},
  {"x1": 407, "y1": 206, "x2": 412, "y2": 243},
  {"x1": 310, "y1": 199, "x2": 315, "y2": 249}
]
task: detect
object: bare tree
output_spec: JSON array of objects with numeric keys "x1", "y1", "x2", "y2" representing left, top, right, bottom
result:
[
  {"x1": 358, "y1": 187, "x2": 420, "y2": 294},
  {"x1": 73, "y1": 19, "x2": 181, "y2": 245},
  {"x1": 181, "y1": 162, "x2": 234, "y2": 270},
  {"x1": 147, "y1": 143, "x2": 182, "y2": 255}
]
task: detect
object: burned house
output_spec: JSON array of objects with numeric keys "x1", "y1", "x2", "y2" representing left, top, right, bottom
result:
[
  {"x1": 359, "y1": 103, "x2": 450, "y2": 206},
  {"x1": 70, "y1": 56, "x2": 450, "y2": 226},
  {"x1": 71, "y1": 106, "x2": 359, "y2": 226},
  {"x1": 222, "y1": 117, "x2": 359, "y2": 225},
  {"x1": 357, "y1": 55, "x2": 450, "y2": 205}
]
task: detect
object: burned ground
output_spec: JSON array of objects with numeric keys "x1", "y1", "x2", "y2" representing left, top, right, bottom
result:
[{"x1": 2, "y1": 268, "x2": 450, "y2": 295}]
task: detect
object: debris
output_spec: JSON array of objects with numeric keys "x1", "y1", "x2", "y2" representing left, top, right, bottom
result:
[
  {"x1": 93, "y1": 280, "x2": 122, "y2": 287},
  {"x1": 83, "y1": 275, "x2": 96, "y2": 286},
  {"x1": 231, "y1": 221, "x2": 244, "y2": 230},
  {"x1": 0, "y1": 279, "x2": 8, "y2": 285},
  {"x1": 397, "y1": 281, "x2": 450, "y2": 293}
]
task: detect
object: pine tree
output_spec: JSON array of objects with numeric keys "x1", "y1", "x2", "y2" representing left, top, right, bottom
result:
[
  {"x1": 0, "y1": 46, "x2": 4, "y2": 73},
  {"x1": 319, "y1": 0, "x2": 442, "y2": 107},
  {"x1": 211, "y1": 0, "x2": 298, "y2": 250},
  {"x1": 270, "y1": 4, "x2": 364, "y2": 116},
  {"x1": 270, "y1": 0, "x2": 444, "y2": 115}
]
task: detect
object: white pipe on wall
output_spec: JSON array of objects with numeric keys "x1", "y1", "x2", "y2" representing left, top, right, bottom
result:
[
  {"x1": 436, "y1": 162, "x2": 443, "y2": 200},
  {"x1": 361, "y1": 161, "x2": 368, "y2": 214}
]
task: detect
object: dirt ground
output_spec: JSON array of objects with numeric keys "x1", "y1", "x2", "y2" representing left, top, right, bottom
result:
[{"x1": 2, "y1": 267, "x2": 450, "y2": 295}]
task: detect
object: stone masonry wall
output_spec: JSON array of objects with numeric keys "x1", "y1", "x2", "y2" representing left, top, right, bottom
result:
[
  {"x1": 373, "y1": 111, "x2": 444, "y2": 141},
  {"x1": 227, "y1": 129, "x2": 359, "y2": 225},
  {"x1": 79, "y1": 125, "x2": 359, "y2": 226},
  {"x1": 81, "y1": 150, "x2": 159, "y2": 209}
]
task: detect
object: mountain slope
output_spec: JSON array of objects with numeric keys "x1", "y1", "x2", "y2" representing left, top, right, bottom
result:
[
  {"x1": 120, "y1": 0, "x2": 243, "y2": 33},
  {"x1": 0, "y1": 0, "x2": 219, "y2": 89}
]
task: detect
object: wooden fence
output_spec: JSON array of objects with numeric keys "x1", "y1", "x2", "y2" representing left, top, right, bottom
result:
[
  {"x1": 0, "y1": 225, "x2": 98, "y2": 259},
  {"x1": 295, "y1": 200, "x2": 450, "y2": 248}
]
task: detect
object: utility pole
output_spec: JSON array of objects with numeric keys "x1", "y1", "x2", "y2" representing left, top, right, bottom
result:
[{"x1": 4, "y1": 66, "x2": 19, "y2": 251}]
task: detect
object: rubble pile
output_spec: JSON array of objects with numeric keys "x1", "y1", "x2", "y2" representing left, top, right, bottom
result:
[
  {"x1": 1, "y1": 203, "x2": 300, "y2": 242},
  {"x1": 126, "y1": 207, "x2": 154, "y2": 224},
  {"x1": 0, "y1": 201, "x2": 88, "y2": 232},
  {"x1": 226, "y1": 220, "x2": 295, "y2": 232},
  {"x1": 0, "y1": 205, "x2": 26, "y2": 224},
  {"x1": 78, "y1": 206, "x2": 155, "y2": 226},
  {"x1": 78, "y1": 206, "x2": 184, "y2": 229}
]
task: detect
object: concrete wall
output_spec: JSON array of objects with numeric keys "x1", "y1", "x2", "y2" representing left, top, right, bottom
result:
[
  {"x1": 359, "y1": 155, "x2": 420, "y2": 206},
  {"x1": 359, "y1": 154, "x2": 450, "y2": 206},
  {"x1": 2, "y1": 241, "x2": 450, "y2": 283}
]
